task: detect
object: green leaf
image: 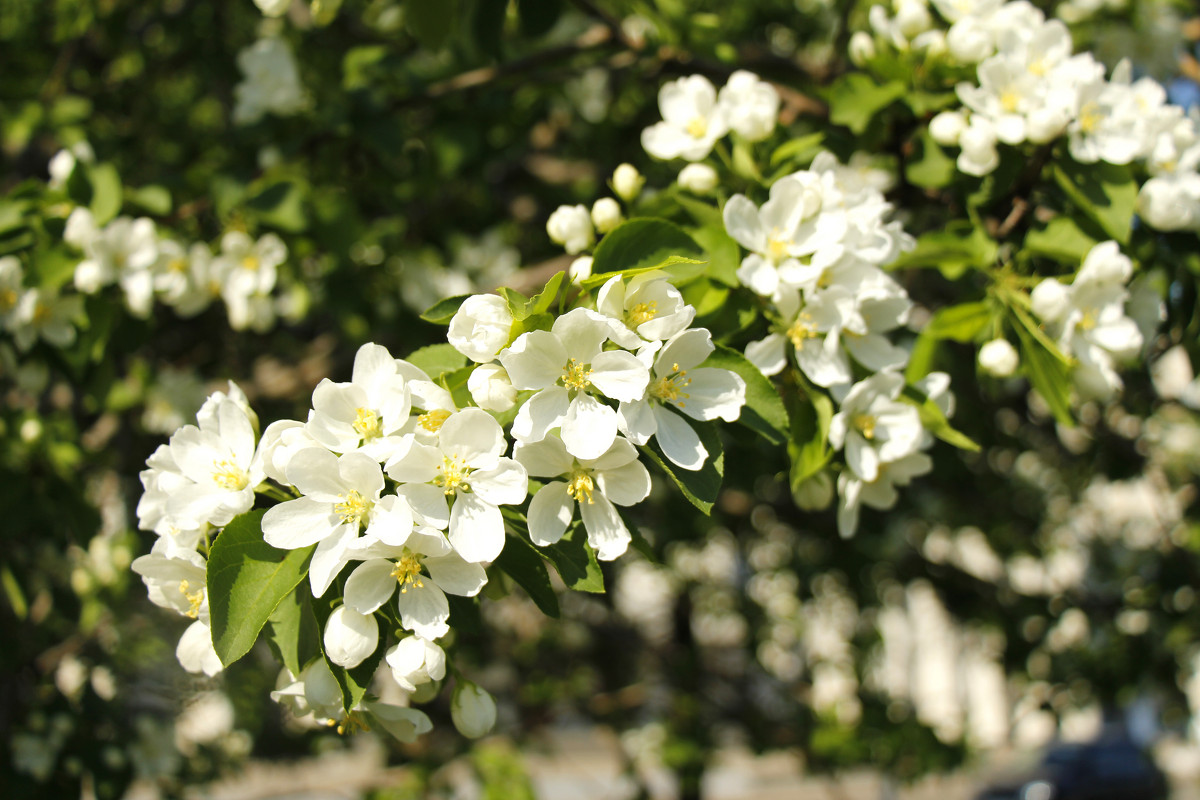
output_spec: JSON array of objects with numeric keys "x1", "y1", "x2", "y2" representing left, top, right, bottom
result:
[
  {"x1": 471, "y1": 0, "x2": 506, "y2": 57},
  {"x1": 908, "y1": 392, "x2": 980, "y2": 452},
  {"x1": 703, "y1": 345, "x2": 788, "y2": 444},
  {"x1": 246, "y1": 180, "x2": 308, "y2": 233},
  {"x1": 1024, "y1": 215, "x2": 1099, "y2": 265},
  {"x1": 688, "y1": 223, "x2": 740, "y2": 287},
  {"x1": 1052, "y1": 158, "x2": 1137, "y2": 245},
  {"x1": 125, "y1": 185, "x2": 172, "y2": 216},
  {"x1": 904, "y1": 328, "x2": 940, "y2": 383},
  {"x1": 578, "y1": 254, "x2": 707, "y2": 290},
  {"x1": 540, "y1": 524, "x2": 604, "y2": 593},
  {"x1": 907, "y1": 91, "x2": 957, "y2": 116},
  {"x1": 922, "y1": 301, "x2": 993, "y2": 343},
  {"x1": 906, "y1": 129, "x2": 957, "y2": 190},
  {"x1": 890, "y1": 222, "x2": 996, "y2": 280},
  {"x1": 1013, "y1": 314, "x2": 1075, "y2": 426},
  {"x1": 206, "y1": 510, "x2": 316, "y2": 667},
  {"x1": 406, "y1": 342, "x2": 468, "y2": 379},
  {"x1": 641, "y1": 418, "x2": 724, "y2": 514},
  {"x1": 590, "y1": 218, "x2": 706, "y2": 279},
  {"x1": 770, "y1": 132, "x2": 825, "y2": 167},
  {"x1": 437, "y1": 365, "x2": 474, "y2": 408},
  {"x1": 498, "y1": 287, "x2": 530, "y2": 320},
  {"x1": 787, "y1": 384, "x2": 834, "y2": 489},
  {"x1": 266, "y1": 588, "x2": 321, "y2": 677},
  {"x1": 826, "y1": 75, "x2": 906, "y2": 135},
  {"x1": 420, "y1": 294, "x2": 470, "y2": 324},
  {"x1": 527, "y1": 270, "x2": 566, "y2": 316},
  {"x1": 88, "y1": 163, "x2": 122, "y2": 226},
  {"x1": 732, "y1": 137, "x2": 763, "y2": 182},
  {"x1": 494, "y1": 534, "x2": 560, "y2": 617},
  {"x1": 406, "y1": 0, "x2": 458, "y2": 48}
]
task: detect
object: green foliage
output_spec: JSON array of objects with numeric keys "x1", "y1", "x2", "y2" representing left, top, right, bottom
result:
[
  {"x1": 826, "y1": 74, "x2": 906, "y2": 135},
  {"x1": 206, "y1": 510, "x2": 315, "y2": 667},
  {"x1": 494, "y1": 534, "x2": 560, "y2": 617},
  {"x1": 641, "y1": 420, "x2": 725, "y2": 514},
  {"x1": 891, "y1": 222, "x2": 997, "y2": 280},
  {"x1": 1052, "y1": 158, "x2": 1137, "y2": 245},
  {"x1": 590, "y1": 218, "x2": 707, "y2": 282}
]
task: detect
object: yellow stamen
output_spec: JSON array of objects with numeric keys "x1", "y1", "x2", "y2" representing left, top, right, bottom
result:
[
  {"x1": 627, "y1": 301, "x2": 658, "y2": 327},
  {"x1": 566, "y1": 467, "x2": 595, "y2": 505},
  {"x1": 0, "y1": 289, "x2": 17, "y2": 312},
  {"x1": 212, "y1": 459, "x2": 249, "y2": 490},
  {"x1": 852, "y1": 413, "x2": 877, "y2": 440},
  {"x1": 786, "y1": 314, "x2": 818, "y2": 349},
  {"x1": 767, "y1": 229, "x2": 792, "y2": 262},
  {"x1": 1029, "y1": 58, "x2": 1047, "y2": 77},
  {"x1": 686, "y1": 116, "x2": 708, "y2": 139},
  {"x1": 335, "y1": 490, "x2": 369, "y2": 525},
  {"x1": 32, "y1": 303, "x2": 52, "y2": 326},
  {"x1": 390, "y1": 554, "x2": 425, "y2": 594},
  {"x1": 418, "y1": 408, "x2": 451, "y2": 433},
  {"x1": 241, "y1": 255, "x2": 260, "y2": 271},
  {"x1": 1078, "y1": 101, "x2": 1103, "y2": 135},
  {"x1": 179, "y1": 580, "x2": 204, "y2": 619},
  {"x1": 335, "y1": 711, "x2": 371, "y2": 735},
  {"x1": 649, "y1": 362, "x2": 692, "y2": 407},
  {"x1": 561, "y1": 358, "x2": 593, "y2": 391},
  {"x1": 168, "y1": 258, "x2": 188, "y2": 273},
  {"x1": 999, "y1": 89, "x2": 1021, "y2": 113},
  {"x1": 1078, "y1": 310, "x2": 1097, "y2": 331},
  {"x1": 434, "y1": 455, "x2": 470, "y2": 495},
  {"x1": 353, "y1": 407, "x2": 383, "y2": 440}
]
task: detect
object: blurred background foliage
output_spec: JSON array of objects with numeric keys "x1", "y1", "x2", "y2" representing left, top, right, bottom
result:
[{"x1": 2, "y1": 0, "x2": 1200, "y2": 798}]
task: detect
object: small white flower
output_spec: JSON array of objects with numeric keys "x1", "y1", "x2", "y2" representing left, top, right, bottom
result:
[
  {"x1": 467, "y1": 363, "x2": 518, "y2": 412},
  {"x1": 957, "y1": 117, "x2": 1000, "y2": 176},
  {"x1": 591, "y1": 197, "x2": 623, "y2": 234},
  {"x1": 233, "y1": 37, "x2": 309, "y2": 125},
  {"x1": 448, "y1": 294, "x2": 514, "y2": 363},
  {"x1": 848, "y1": 31, "x2": 877, "y2": 66},
  {"x1": 451, "y1": 682, "x2": 497, "y2": 739},
  {"x1": 837, "y1": 452, "x2": 933, "y2": 538},
  {"x1": 596, "y1": 274, "x2": 695, "y2": 344},
  {"x1": 164, "y1": 394, "x2": 263, "y2": 530},
  {"x1": 569, "y1": 255, "x2": 594, "y2": 285},
  {"x1": 641, "y1": 75, "x2": 730, "y2": 162},
  {"x1": 501, "y1": 308, "x2": 650, "y2": 460},
  {"x1": 0, "y1": 256, "x2": 25, "y2": 331},
  {"x1": 717, "y1": 70, "x2": 780, "y2": 142},
  {"x1": 546, "y1": 204, "x2": 594, "y2": 255},
  {"x1": 272, "y1": 660, "x2": 344, "y2": 723},
  {"x1": 343, "y1": 527, "x2": 486, "y2": 641},
  {"x1": 828, "y1": 373, "x2": 924, "y2": 483},
  {"x1": 514, "y1": 434, "x2": 650, "y2": 561},
  {"x1": 743, "y1": 288, "x2": 855, "y2": 387},
  {"x1": 677, "y1": 163, "x2": 719, "y2": 194},
  {"x1": 306, "y1": 342, "x2": 413, "y2": 460},
  {"x1": 323, "y1": 605, "x2": 379, "y2": 668},
  {"x1": 612, "y1": 163, "x2": 644, "y2": 202},
  {"x1": 618, "y1": 329, "x2": 745, "y2": 470},
  {"x1": 385, "y1": 636, "x2": 446, "y2": 692},
  {"x1": 978, "y1": 338, "x2": 1019, "y2": 377},
  {"x1": 384, "y1": 408, "x2": 528, "y2": 563},
  {"x1": 929, "y1": 110, "x2": 968, "y2": 146},
  {"x1": 11, "y1": 289, "x2": 83, "y2": 351}
]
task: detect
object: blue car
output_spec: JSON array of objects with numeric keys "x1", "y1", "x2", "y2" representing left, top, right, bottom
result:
[{"x1": 974, "y1": 738, "x2": 1168, "y2": 800}]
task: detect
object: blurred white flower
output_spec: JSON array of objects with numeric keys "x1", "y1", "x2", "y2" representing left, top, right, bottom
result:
[
  {"x1": 642, "y1": 75, "x2": 730, "y2": 161},
  {"x1": 546, "y1": 204, "x2": 594, "y2": 255},
  {"x1": 978, "y1": 338, "x2": 1019, "y2": 377},
  {"x1": 233, "y1": 37, "x2": 309, "y2": 125}
]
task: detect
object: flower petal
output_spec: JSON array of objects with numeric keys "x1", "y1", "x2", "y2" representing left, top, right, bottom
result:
[
  {"x1": 396, "y1": 581, "x2": 450, "y2": 640},
  {"x1": 308, "y1": 526, "x2": 358, "y2": 597},
  {"x1": 579, "y1": 493, "x2": 630, "y2": 561},
  {"x1": 324, "y1": 605, "x2": 379, "y2": 668},
  {"x1": 425, "y1": 554, "x2": 488, "y2": 597},
  {"x1": 263, "y1": 496, "x2": 339, "y2": 550},
  {"x1": 651, "y1": 404, "x2": 708, "y2": 471},
  {"x1": 470, "y1": 457, "x2": 528, "y2": 506},
  {"x1": 561, "y1": 394, "x2": 618, "y2": 461},
  {"x1": 511, "y1": 387, "x2": 569, "y2": 443},
  {"x1": 589, "y1": 350, "x2": 650, "y2": 402},
  {"x1": 448, "y1": 492, "x2": 505, "y2": 563},
  {"x1": 344, "y1": 559, "x2": 398, "y2": 614},
  {"x1": 528, "y1": 481, "x2": 574, "y2": 547},
  {"x1": 513, "y1": 436, "x2": 573, "y2": 478},
  {"x1": 439, "y1": 408, "x2": 504, "y2": 468},
  {"x1": 595, "y1": 460, "x2": 652, "y2": 507},
  {"x1": 500, "y1": 330, "x2": 566, "y2": 390}
]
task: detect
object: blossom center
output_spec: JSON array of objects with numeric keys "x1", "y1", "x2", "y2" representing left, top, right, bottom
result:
[
  {"x1": 335, "y1": 711, "x2": 371, "y2": 736},
  {"x1": 649, "y1": 363, "x2": 692, "y2": 407},
  {"x1": 999, "y1": 89, "x2": 1021, "y2": 114},
  {"x1": 241, "y1": 255, "x2": 261, "y2": 271},
  {"x1": 179, "y1": 580, "x2": 204, "y2": 619},
  {"x1": 390, "y1": 554, "x2": 425, "y2": 594},
  {"x1": 786, "y1": 314, "x2": 818, "y2": 349},
  {"x1": 335, "y1": 490, "x2": 370, "y2": 525},
  {"x1": 686, "y1": 116, "x2": 708, "y2": 139},
  {"x1": 32, "y1": 302, "x2": 52, "y2": 326},
  {"x1": 852, "y1": 413, "x2": 877, "y2": 440},
  {"x1": 767, "y1": 230, "x2": 792, "y2": 262},
  {"x1": 0, "y1": 289, "x2": 18, "y2": 312},
  {"x1": 212, "y1": 459, "x2": 249, "y2": 490},
  {"x1": 561, "y1": 358, "x2": 593, "y2": 391},
  {"x1": 1078, "y1": 102, "x2": 1103, "y2": 134},
  {"x1": 353, "y1": 407, "x2": 383, "y2": 440},
  {"x1": 627, "y1": 301, "x2": 658, "y2": 327},
  {"x1": 434, "y1": 454, "x2": 471, "y2": 495},
  {"x1": 168, "y1": 258, "x2": 188, "y2": 273},
  {"x1": 566, "y1": 467, "x2": 595, "y2": 505},
  {"x1": 1078, "y1": 309, "x2": 1097, "y2": 331},
  {"x1": 418, "y1": 408, "x2": 451, "y2": 433}
]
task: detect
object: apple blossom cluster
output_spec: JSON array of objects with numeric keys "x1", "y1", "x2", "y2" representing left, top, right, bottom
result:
[
  {"x1": 62, "y1": 207, "x2": 295, "y2": 332},
  {"x1": 1029, "y1": 240, "x2": 1152, "y2": 399},
  {"x1": 866, "y1": 0, "x2": 1200, "y2": 232},
  {"x1": 0, "y1": 255, "x2": 84, "y2": 352},
  {"x1": 133, "y1": 272, "x2": 747, "y2": 740},
  {"x1": 716, "y1": 149, "x2": 947, "y2": 537}
]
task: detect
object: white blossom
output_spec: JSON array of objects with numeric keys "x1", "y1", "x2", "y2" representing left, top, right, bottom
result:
[
  {"x1": 612, "y1": 163, "x2": 644, "y2": 202},
  {"x1": 546, "y1": 204, "x2": 594, "y2": 255},
  {"x1": 641, "y1": 75, "x2": 730, "y2": 161},
  {"x1": 448, "y1": 294, "x2": 514, "y2": 363},
  {"x1": 717, "y1": 70, "x2": 780, "y2": 142},
  {"x1": 677, "y1": 163, "x2": 719, "y2": 194},
  {"x1": 979, "y1": 338, "x2": 1019, "y2": 377}
]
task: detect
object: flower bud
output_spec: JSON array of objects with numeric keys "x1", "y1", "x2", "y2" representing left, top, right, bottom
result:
[
  {"x1": 468, "y1": 363, "x2": 518, "y2": 412},
  {"x1": 448, "y1": 294, "x2": 514, "y2": 362},
  {"x1": 929, "y1": 110, "x2": 967, "y2": 146},
  {"x1": 792, "y1": 471, "x2": 833, "y2": 511},
  {"x1": 569, "y1": 255, "x2": 594, "y2": 285},
  {"x1": 451, "y1": 682, "x2": 497, "y2": 739},
  {"x1": 848, "y1": 32, "x2": 877, "y2": 66},
  {"x1": 612, "y1": 163, "x2": 644, "y2": 202},
  {"x1": 323, "y1": 605, "x2": 379, "y2": 669},
  {"x1": 591, "y1": 197, "x2": 623, "y2": 234},
  {"x1": 677, "y1": 163, "x2": 718, "y2": 194},
  {"x1": 1030, "y1": 278, "x2": 1069, "y2": 323},
  {"x1": 978, "y1": 339, "x2": 1019, "y2": 377},
  {"x1": 546, "y1": 204, "x2": 594, "y2": 255}
]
